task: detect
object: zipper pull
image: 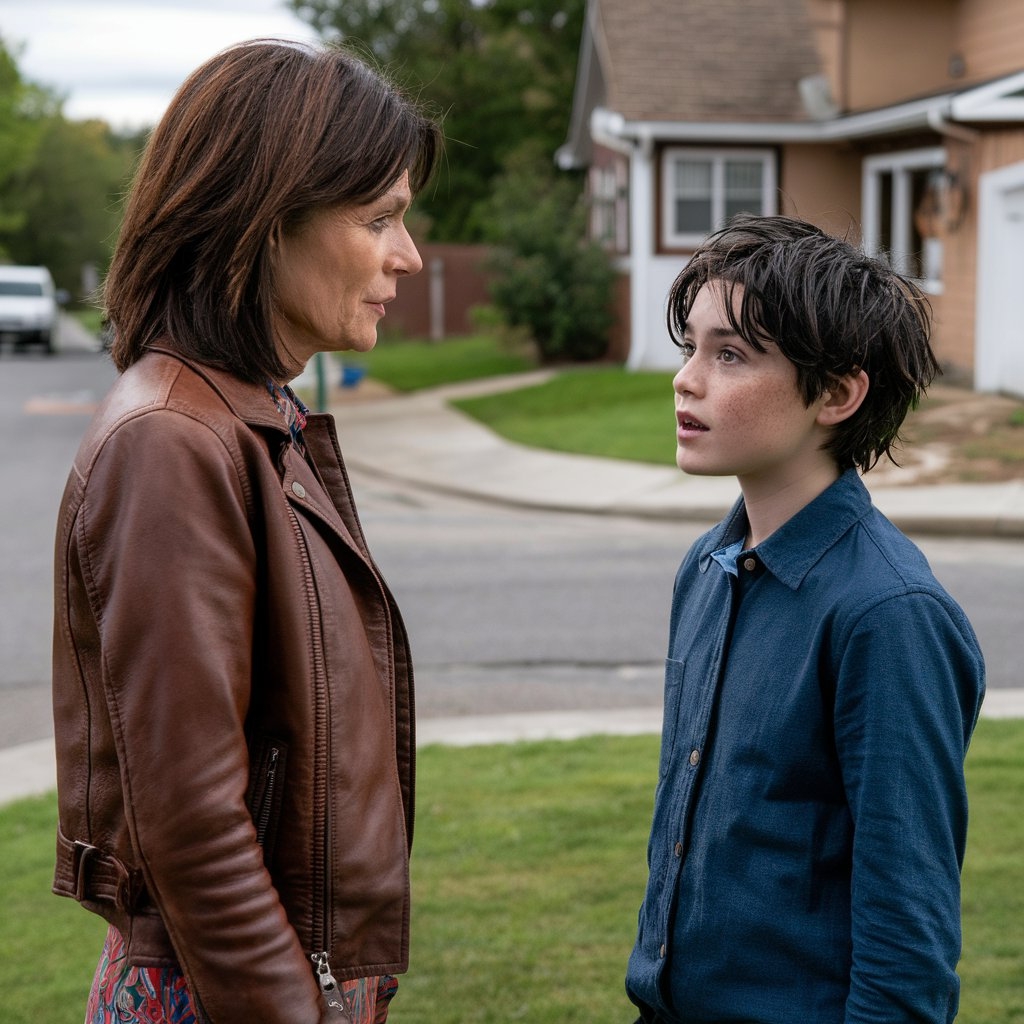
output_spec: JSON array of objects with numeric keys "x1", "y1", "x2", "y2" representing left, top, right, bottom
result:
[{"x1": 311, "y1": 952, "x2": 352, "y2": 1020}]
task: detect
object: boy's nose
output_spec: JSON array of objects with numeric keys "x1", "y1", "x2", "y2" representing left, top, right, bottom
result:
[{"x1": 673, "y1": 360, "x2": 701, "y2": 396}]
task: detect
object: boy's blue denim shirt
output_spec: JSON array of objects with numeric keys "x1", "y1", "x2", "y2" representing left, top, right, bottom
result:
[{"x1": 626, "y1": 469, "x2": 985, "y2": 1024}]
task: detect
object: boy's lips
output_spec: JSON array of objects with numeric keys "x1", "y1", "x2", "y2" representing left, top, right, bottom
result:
[{"x1": 677, "y1": 411, "x2": 709, "y2": 432}]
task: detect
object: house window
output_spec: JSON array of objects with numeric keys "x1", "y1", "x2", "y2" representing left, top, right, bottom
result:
[
  {"x1": 662, "y1": 148, "x2": 777, "y2": 249},
  {"x1": 862, "y1": 147, "x2": 946, "y2": 292},
  {"x1": 589, "y1": 161, "x2": 628, "y2": 253}
]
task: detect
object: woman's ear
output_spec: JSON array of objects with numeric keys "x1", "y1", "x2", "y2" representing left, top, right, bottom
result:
[{"x1": 816, "y1": 369, "x2": 870, "y2": 426}]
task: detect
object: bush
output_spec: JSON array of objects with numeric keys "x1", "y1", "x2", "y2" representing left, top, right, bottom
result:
[{"x1": 480, "y1": 144, "x2": 616, "y2": 363}]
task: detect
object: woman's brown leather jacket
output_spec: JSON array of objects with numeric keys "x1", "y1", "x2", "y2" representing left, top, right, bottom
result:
[{"x1": 52, "y1": 350, "x2": 415, "y2": 1024}]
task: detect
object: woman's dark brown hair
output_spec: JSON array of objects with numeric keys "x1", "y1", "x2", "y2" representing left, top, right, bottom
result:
[{"x1": 105, "y1": 39, "x2": 441, "y2": 383}]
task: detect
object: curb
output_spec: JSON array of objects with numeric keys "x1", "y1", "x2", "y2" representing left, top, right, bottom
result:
[{"x1": 5, "y1": 691, "x2": 1022, "y2": 808}]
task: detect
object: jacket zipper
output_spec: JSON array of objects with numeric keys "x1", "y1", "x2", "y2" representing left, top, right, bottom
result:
[
  {"x1": 254, "y1": 746, "x2": 279, "y2": 847},
  {"x1": 311, "y1": 952, "x2": 352, "y2": 1020},
  {"x1": 322, "y1": 423, "x2": 417, "y2": 846},
  {"x1": 284, "y1": 500, "x2": 331, "y2": 953}
]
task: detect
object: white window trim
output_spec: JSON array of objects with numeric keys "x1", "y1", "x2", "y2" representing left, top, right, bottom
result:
[
  {"x1": 862, "y1": 147, "x2": 946, "y2": 294},
  {"x1": 661, "y1": 147, "x2": 777, "y2": 249}
]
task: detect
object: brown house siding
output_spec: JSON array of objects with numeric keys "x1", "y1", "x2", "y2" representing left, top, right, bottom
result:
[
  {"x1": 778, "y1": 144, "x2": 863, "y2": 237},
  {"x1": 844, "y1": 0, "x2": 957, "y2": 111},
  {"x1": 956, "y1": 0, "x2": 1024, "y2": 80}
]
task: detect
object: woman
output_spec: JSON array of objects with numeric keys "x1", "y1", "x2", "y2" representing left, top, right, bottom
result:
[{"x1": 51, "y1": 39, "x2": 440, "y2": 1024}]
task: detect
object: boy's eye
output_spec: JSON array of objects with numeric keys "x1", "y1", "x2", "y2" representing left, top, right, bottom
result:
[
  {"x1": 679, "y1": 341, "x2": 695, "y2": 362},
  {"x1": 720, "y1": 349, "x2": 738, "y2": 363}
]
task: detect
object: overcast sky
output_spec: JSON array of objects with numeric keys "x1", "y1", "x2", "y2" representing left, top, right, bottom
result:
[{"x1": 2, "y1": 0, "x2": 322, "y2": 130}]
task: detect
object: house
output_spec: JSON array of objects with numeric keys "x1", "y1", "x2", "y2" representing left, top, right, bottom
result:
[{"x1": 556, "y1": 0, "x2": 1024, "y2": 396}]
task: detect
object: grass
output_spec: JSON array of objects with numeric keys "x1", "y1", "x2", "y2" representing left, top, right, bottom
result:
[
  {"x1": 2, "y1": 721, "x2": 1022, "y2": 1023},
  {"x1": 341, "y1": 334, "x2": 537, "y2": 393},
  {"x1": 69, "y1": 306, "x2": 104, "y2": 336},
  {"x1": 453, "y1": 366, "x2": 678, "y2": 466},
  {"x1": 454, "y1": 367, "x2": 1024, "y2": 480}
]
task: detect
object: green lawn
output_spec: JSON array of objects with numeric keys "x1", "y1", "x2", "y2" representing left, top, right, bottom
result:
[
  {"x1": 2, "y1": 721, "x2": 1021, "y2": 1023},
  {"x1": 343, "y1": 334, "x2": 537, "y2": 393},
  {"x1": 453, "y1": 366, "x2": 678, "y2": 466}
]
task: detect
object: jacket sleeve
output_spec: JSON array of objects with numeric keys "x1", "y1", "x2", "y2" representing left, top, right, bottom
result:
[
  {"x1": 834, "y1": 588, "x2": 985, "y2": 1024},
  {"x1": 77, "y1": 408, "x2": 326, "y2": 1024}
]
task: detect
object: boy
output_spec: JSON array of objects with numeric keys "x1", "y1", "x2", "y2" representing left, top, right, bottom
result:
[{"x1": 626, "y1": 216, "x2": 985, "y2": 1024}]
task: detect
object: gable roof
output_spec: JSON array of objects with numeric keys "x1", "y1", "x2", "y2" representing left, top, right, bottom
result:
[
  {"x1": 595, "y1": 0, "x2": 821, "y2": 124},
  {"x1": 557, "y1": 0, "x2": 1024, "y2": 169}
]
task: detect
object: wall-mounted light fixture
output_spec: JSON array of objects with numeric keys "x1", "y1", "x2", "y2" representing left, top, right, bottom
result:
[{"x1": 914, "y1": 167, "x2": 968, "y2": 237}]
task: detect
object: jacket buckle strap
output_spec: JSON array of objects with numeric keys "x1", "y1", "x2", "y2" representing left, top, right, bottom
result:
[
  {"x1": 72, "y1": 840, "x2": 99, "y2": 903},
  {"x1": 71, "y1": 840, "x2": 139, "y2": 911}
]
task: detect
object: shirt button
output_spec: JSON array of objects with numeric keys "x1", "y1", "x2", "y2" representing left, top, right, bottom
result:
[
  {"x1": 291, "y1": 481, "x2": 306, "y2": 499},
  {"x1": 674, "y1": 841, "x2": 683, "y2": 858},
  {"x1": 688, "y1": 749, "x2": 700, "y2": 767},
  {"x1": 742, "y1": 556, "x2": 757, "y2": 571},
  {"x1": 659, "y1": 943, "x2": 666, "y2": 958}
]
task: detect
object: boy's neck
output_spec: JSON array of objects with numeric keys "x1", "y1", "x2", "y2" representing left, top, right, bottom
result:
[{"x1": 739, "y1": 462, "x2": 842, "y2": 548}]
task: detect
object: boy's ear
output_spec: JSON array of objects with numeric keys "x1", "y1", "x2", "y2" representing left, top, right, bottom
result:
[{"x1": 816, "y1": 369, "x2": 870, "y2": 427}]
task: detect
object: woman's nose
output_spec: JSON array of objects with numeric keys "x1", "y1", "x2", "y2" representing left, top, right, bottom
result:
[{"x1": 393, "y1": 225, "x2": 423, "y2": 277}]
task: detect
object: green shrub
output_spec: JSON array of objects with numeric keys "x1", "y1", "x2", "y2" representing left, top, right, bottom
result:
[{"x1": 481, "y1": 144, "x2": 616, "y2": 364}]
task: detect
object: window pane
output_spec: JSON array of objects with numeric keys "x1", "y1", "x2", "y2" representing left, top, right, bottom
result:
[
  {"x1": 905, "y1": 168, "x2": 931, "y2": 279},
  {"x1": 673, "y1": 159, "x2": 712, "y2": 235},
  {"x1": 723, "y1": 160, "x2": 763, "y2": 221},
  {"x1": 0, "y1": 282, "x2": 44, "y2": 296},
  {"x1": 676, "y1": 198, "x2": 713, "y2": 234},
  {"x1": 675, "y1": 160, "x2": 712, "y2": 194},
  {"x1": 724, "y1": 160, "x2": 762, "y2": 192},
  {"x1": 724, "y1": 196, "x2": 764, "y2": 220}
]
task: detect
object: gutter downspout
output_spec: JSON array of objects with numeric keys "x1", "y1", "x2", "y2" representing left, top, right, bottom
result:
[
  {"x1": 590, "y1": 109, "x2": 655, "y2": 368},
  {"x1": 927, "y1": 106, "x2": 980, "y2": 145}
]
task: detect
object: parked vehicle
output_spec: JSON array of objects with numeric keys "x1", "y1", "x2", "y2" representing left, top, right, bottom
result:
[{"x1": 0, "y1": 265, "x2": 59, "y2": 354}]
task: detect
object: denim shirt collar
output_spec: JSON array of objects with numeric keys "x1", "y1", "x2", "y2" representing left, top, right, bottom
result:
[{"x1": 698, "y1": 469, "x2": 873, "y2": 590}]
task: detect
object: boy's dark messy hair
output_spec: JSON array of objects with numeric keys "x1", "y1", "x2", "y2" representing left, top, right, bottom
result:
[{"x1": 667, "y1": 214, "x2": 939, "y2": 472}]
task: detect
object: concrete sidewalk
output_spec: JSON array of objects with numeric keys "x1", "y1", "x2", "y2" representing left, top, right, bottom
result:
[
  {"x1": 5, "y1": 689, "x2": 1024, "y2": 807},
  {"x1": 330, "y1": 373, "x2": 1024, "y2": 539}
]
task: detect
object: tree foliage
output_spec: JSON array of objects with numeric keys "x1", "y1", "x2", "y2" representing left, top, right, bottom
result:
[
  {"x1": 289, "y1": 0, "x2": 586, "y2": 241},
  {"x1": 0, "y1": 35, "x2": 141, "y2": 298},
  {"x1": 482, "y1": 143, "x2": 614, "y2": 362},
  {"x1": 0, "y1": 37, "x2": 53, "y2": 247},
  {"x1": 5, "y1": 118, "x2": 138, "y2": 298}
]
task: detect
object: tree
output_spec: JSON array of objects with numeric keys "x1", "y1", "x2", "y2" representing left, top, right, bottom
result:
[
  {"x1": 0, "y1": 36, "x2": 53, "y2": 254},
  {"x1": 0, "y1": 34, "x2": 142, "y2": 298},
  {"x1": 289, "y1": 0, "x2": 586, "y2": 241},
  {"x1": 481, "y1": 142, "x2": 615, "y2": 362},
  {"x1": 4, "y1": 117, "x2": 138, "y2": 298}
]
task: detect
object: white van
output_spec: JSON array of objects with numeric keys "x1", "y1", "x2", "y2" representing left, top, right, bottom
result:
[{"x1": 0, "y1": 265, "x2": 59, "y2": 354}]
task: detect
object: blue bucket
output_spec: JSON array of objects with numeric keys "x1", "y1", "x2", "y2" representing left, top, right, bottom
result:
[{"x1": 340, "y1": 365, "x2": 367, "y2": 388}]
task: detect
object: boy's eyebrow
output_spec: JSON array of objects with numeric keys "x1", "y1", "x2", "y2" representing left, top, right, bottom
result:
[{"x1": 682, "y1": 322, "x2": 750, "y2": 345}]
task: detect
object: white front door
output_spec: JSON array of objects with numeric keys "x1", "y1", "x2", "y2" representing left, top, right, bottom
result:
[{"x1": 977, "y1": 163, "x2": 1024, "y2": 396}]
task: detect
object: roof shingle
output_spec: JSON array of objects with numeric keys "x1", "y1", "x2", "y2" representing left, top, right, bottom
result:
[{"x1": 596, "y1": 0, "x2": 822, "y2": 123}]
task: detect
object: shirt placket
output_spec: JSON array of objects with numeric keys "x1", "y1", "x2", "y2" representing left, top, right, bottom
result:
[{"x1": 654, "y1": 571, "x2": 741, "y2": 969}]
